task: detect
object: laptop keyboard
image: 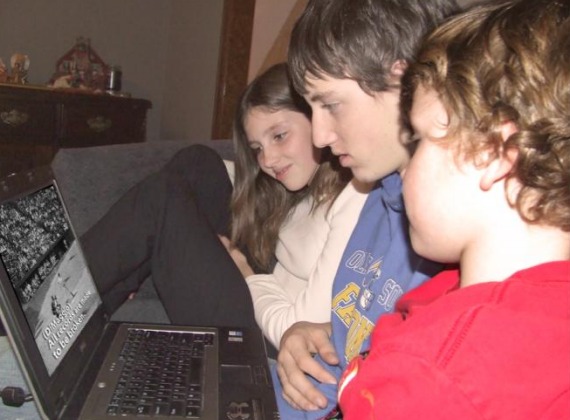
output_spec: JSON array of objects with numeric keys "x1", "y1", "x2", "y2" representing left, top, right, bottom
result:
[{"x1": 106, "y1": 328, "x2": 214, "y2": 417}]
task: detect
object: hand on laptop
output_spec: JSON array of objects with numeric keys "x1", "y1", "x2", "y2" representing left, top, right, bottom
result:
[{"x1": 276, "y1": 321, "x2": 338, "y2": 410}]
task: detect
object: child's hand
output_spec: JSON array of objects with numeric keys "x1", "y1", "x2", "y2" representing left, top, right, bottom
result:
[
  {"x1": 218, "y1": 235, "x2": 255, "y2": 278},
  {"x1": 277, "y1": 321, "x2": 338, "y2": 410}
]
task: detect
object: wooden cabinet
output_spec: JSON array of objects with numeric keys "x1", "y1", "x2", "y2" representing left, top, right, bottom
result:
[{"x1": 0, "y1": 84, "x2": 151, "y2": 179}]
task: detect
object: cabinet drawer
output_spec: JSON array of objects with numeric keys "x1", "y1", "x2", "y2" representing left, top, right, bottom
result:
[
  {"x1": 0, "y1": 100, "x2": 57, "y2": 145},
  {"x1": 0, "y1": 84, "x2": 150, "y2": 178},
  {"x1": 0, "y1": 143, "x2": 54, "y2": 179},
  {"x1": 60, "y1": 102, "x2": 146, "y2": 147}
]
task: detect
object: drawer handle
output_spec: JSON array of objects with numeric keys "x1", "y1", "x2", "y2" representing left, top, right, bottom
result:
[
  {"x1": 87, "y1": 116, "x2": 112, "y2": 133},
  {"x1": 1, "y1": 109, "x2": 29, "y2": 127}
]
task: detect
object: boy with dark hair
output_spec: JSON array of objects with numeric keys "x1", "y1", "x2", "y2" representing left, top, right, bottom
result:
[
  {"x1": 338, "y1": 0, "x2": 570, "y2": 417},
  {"x1": 274, "y1": 0, "x2": 459, "y2": 417}
]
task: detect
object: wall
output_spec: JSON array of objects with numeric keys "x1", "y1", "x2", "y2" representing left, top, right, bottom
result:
[
  {"x1": 248, "y1": 0, "x2": 300, "y2": 81},
  {"x1": 160, "y1": 0, "x2": 223, "y2": 141},
  {"x1": 0, "y1": 0, "x2": 223, "y2": 142}
]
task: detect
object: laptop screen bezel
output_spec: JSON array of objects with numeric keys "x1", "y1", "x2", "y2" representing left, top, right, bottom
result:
[{"x1": 0, "y1": 166, "x2": 110, "y2": 419}]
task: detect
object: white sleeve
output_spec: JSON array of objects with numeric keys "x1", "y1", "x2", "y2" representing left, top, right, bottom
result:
[{"x1": 245, "y1": 181, "x2": 369, "y2": 348}]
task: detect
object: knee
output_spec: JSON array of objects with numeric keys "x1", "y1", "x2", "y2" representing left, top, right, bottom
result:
[{"x1": 168, "y1": 144, "x2": 224, "y2": 173}]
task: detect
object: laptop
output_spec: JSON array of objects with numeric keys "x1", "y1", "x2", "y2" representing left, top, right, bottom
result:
[{"x1": 0, "y1": 166, "x2": 278, "y2": 420}]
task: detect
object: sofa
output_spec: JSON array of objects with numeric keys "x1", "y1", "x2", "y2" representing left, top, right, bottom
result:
[{"x1": 0, "y1": 139, "x2": 235, "y2": 419}]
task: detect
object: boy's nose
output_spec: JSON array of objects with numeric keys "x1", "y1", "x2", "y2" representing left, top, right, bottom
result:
[{"x1": 311, "y1": 116, "x2": 337, "y2": 149}]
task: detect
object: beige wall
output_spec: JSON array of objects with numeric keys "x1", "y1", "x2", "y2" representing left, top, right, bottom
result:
[
  {"x1": 159, "y1": 0, "x2": 223, "y2": 141},
  {"x1": 248, "y1": 0, "x2": 299, "y2": 81},
  {"x1": 0, "y1": 0, "x2": 223, "y2": 142}
]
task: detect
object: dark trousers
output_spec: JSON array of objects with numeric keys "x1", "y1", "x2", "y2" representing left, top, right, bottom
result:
[{"x1": 80, "y1": 145, "x2": 256, "y2": 328}]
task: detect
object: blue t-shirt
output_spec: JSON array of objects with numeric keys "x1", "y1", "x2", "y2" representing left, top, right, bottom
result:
[{"x1": 272, "y1": 172, "x2": 442, "y2": 419}]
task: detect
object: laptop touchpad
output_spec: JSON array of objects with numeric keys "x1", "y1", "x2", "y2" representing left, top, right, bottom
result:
[{"x1": 221, "y1": 364, "x2": 253, "y2": 384}]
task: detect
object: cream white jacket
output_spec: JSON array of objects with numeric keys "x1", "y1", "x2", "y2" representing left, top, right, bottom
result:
[{"x1": 245, "y1": 180, "x2": 369, "y2": 348}]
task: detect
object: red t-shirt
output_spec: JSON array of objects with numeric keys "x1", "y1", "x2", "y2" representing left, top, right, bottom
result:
[{"x1": 338, "y1": 261, "x2": 570, "y2": 419}]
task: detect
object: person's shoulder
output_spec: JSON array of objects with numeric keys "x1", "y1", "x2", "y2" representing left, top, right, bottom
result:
[
  {"x1": 510, "y1": 260, "x2": 570, "y2": 284},
  {"x1": 380, "y1": 262, "x2": 570, "y2": 360}
]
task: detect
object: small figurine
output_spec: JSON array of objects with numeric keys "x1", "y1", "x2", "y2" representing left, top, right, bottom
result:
[
  {"x1": 0, "y1": 59, "x2": 7, "y2": 83},
  {"x1": 9, "y1": 53, "x2": 30, "y2": 84}
]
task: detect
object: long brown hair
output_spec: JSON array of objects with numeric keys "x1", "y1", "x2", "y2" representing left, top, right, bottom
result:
[{"x1": 231, "y1": 63, "x2": 351, "y2": 271}]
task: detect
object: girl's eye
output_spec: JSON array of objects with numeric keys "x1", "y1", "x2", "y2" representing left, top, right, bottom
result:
[
  {"x1": 274, "y1": 132, "x2": 287, "y2": 141},
  {"x1": 322, "y1": 102, "x2": 339, "y2": 111},
  {"x1": 249, "y1": 144, "x2": 262, "y2": 154}
]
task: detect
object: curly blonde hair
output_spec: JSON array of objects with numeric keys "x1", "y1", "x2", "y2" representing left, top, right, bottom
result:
[{"x1": 403, "y1": 0, "x2": 570, "y2": 231}]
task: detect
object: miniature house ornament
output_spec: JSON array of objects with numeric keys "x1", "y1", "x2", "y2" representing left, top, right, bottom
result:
[{"x1": 49, "y1": 37, "x2": 110, "y2": 91}]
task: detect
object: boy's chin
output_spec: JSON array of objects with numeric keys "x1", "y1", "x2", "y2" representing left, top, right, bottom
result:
[{"x1": 351, "y1": 167, "x2": 392, "y2": 184}]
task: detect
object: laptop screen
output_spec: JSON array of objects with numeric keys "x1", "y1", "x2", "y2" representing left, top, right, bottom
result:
[{"x1": 0, "y1": 182, "x2": 102, "y2": 376}]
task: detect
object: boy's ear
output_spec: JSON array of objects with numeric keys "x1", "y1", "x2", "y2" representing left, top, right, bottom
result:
[
  {"x1": 480, "y1": 121, "x2": 519, "y2": 191},
  {"x1": 390, "y1": 60, "x2": 408, "y2": 77}
]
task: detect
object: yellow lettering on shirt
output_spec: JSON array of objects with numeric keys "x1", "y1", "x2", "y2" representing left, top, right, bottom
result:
[
  {"x1": 332, "y1": 283, "x2": 360, "y2": 327},
  {"x1": 332, "y1": 283, "x2": 375, "y2": 361},
  {"x1": 344, "y1": 311, "x2": 375, "y2": 361}
]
